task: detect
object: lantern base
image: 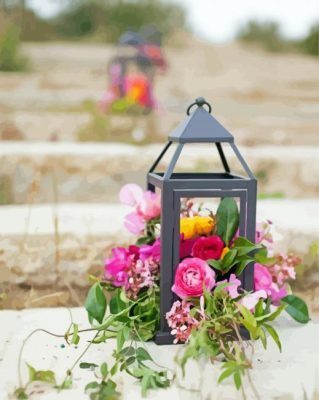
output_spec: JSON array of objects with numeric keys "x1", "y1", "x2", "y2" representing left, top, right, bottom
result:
[
  {"x1": 239, "y1": 326, "x2": 250, "y2": 340},
  {"x1": 154, "y1": 331, "x2": 175, "y2": 345}
]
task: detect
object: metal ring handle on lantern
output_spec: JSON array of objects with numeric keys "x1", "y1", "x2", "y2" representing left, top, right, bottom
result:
[{"x1": 186, "y1": 97, "x2": 212, "y2": 115}]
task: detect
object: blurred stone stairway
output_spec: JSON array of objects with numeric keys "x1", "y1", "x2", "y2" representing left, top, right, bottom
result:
[{"x1": 0, "y1": 142, "x2": 318, "y2": 204}]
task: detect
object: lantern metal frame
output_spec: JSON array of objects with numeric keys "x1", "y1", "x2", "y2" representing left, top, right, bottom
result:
[{"x1": 147, "y1": 98, "x2": 257, "y2": 345}]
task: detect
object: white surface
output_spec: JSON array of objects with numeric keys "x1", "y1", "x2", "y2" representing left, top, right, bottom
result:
[{"x1": 0, "y1": 307, "x2": 318, "y2": 400}]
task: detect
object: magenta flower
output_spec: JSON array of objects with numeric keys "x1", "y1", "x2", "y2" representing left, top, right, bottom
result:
[
  {"x1": 254, "y1": 263, "x2": 273, "y2": 293},
  {"x1": 113, "y1": 271, "x2": 129, "y2": 288},
  {"x1": 105, "y1": 247, "x2": 130, "y2": 278},
  {"x1": 139, "y1": 239, "x2": 161, "y2": 262},
  {"x1": 172, "y1": 257, "x2": 216, "y2": 299},
  {"x1": 270, "y1": 285, "x2": 288, "y2": 305}
]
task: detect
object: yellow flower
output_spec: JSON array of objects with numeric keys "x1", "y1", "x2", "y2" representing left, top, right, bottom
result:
[
  {"x1": 220, "y1": 246, "x2": 230, "y2": 260},
  {"x1": 193, "y1": 216, "x2": 215, "y2": 236},
  {"x1": 180, "y1": 218, "x2": 196, "y2": 240},
  {"x1": 180, "y1": 216, "x2": 215, "y2": 240}
]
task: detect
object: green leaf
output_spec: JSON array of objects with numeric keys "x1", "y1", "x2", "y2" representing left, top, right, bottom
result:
[
  {"x1": 136, "y1": 347, "x2": 153, "y2": 362},
  {"x1": 85, "y1": 381, "x2": 99, "y2": 391},
  {"x1": 218, "y1": 367, "x2": 234, "y2": 383},
  {"x1": 117, "y1": 329, "x2": 125, "y2": 352},
  {"x1": 100, "y1": 363, "x2": 108, "y2": 379},
  {"x1": 233, "y1": 371, "x2": 242, "y2": 390},
  {"x1": 263, "y1": 324, "x2": 282, "y2": 352},
  {"x1": 216, "y1": 198, "x2": 239, "y2": 245},
  {"x1": 109, "y1": 289, "x2": 127, "y2": 315},
  {"x1": 124, "y1": 356, "x2": 136, "y2": 368},
  {"x1": 36, "y1": 370, "x2": 56, "y2": 385},
  {"x1": 281, "y1": 295, "x2": 310, "y2": 324},
  {"x1": 119, "y1": 346, "x2": 135, "y2": 357},
  {"x1": 241, "y1": 320, "x2": 260, "y2": 340},
  {"x1": 84, "y1": 283, "x2": 107, "y2": 324},
  {"x1": 14, "y1": 388, "x2": 28, "y2": 400},
  {"x1": 254, "y1": 298, "x2": 264, "y2": 318},
  {"x1": 207, "y1": 259, "x2": 223, "y2": 271},
  {"x1": 259, "y1": 327, "x2": 267, "y2": 349},
  {"x1": 79, "y1": 362, "x2": 98, "y2": 369},
  {"x1": 254, "y1": 248, "x2": 276, "y2": 266},
  {"x1": 27, "y1": 364, "x2": 56, "y2": 384},
  {"x1": 27, "y1": 363, "x2": 36, "y2": 381},
  {"x1": 239, "y1": 305, "x2": 257, "y2": 327},
  {"x1": 71, "y1": 323, "x2": 80, "y2": 345},
  {"x1": 222, "y1": 249, "x2": 238, "y2": 269},
  {"x1": 233, "y1": 237, "x2": 260, "y2": 256},
  {"x1": 57, "y1": 375, "x2": 72, "y2": 390},
  {"x1": 234, "y1": 258, "x2": 253, "y2": 275},
  {"x1": 255, "y1": 304, "x2": 286, "y2": 323}
]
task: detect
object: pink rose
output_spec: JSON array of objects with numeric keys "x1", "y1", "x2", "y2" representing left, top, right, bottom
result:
[
  {"x1": 254, "y1": 263, "x2": 273, "y2": 292},
  {"x1": 172, "y1": 257, "x2": 216, "y2": 299},
  {"x1": 191, "y1": 235, "x2": 224, "y2": 260}
]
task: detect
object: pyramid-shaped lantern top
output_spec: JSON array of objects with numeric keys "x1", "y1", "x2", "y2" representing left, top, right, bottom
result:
[{"x1": 169, "y1": 97, "x2": 234, "y2": 143}]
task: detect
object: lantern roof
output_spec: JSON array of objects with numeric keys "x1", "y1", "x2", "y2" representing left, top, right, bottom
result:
[{"x1": 168, "y1": 97, "x2": 234, "y2": 143}]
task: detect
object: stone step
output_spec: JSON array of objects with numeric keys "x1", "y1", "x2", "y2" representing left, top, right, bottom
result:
[
  {"x1": 0, "y1": 142, "x2": 318, "y2": 205},
  {"x1": 0, "y1": 200, "x2": 317, "y2": 290},
  {"x1": 0, "y1": 307, "x2": 318, "y2": 399}
]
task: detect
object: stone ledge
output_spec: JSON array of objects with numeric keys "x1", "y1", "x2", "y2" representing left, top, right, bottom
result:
[
  {"x1": 0, "y1": 200, "x2": 318, "y2": 289},
  {"x1": 0, "y1": 307, "x2": 318, "y2": 399},
  {"x1": 0, "y1": 142, "x2": 318, "y2": 203}
]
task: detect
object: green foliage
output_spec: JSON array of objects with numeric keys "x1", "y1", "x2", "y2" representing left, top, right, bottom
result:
[
  {"x1": 52, "y1": 0, "x2": 186, "y2": 42},
  {"x1": 281, "y1": 294, "x2": 310, "y2": 324},
  {"x1": 216, "y1": 198, "x2": 239, "y2": 246},
  {"x1": 85, "y1": 283, "x2": 107, "y2": 324},
  {"x1": 237, "y1": 20, "x2": 293, "y2": 52},
  {"x1": 238, "y1": 20, "x2": 319, "y2": 57},
  {"x1": 208, "y1": 236, "x2": 261, "y2": 276},
  {"x1": 26, "y1": 363, "x2": 56, "y2": 384},
  {"x1": 0, "y1": 24, "x2": 29, "y2": 72},
  {"x1": 14, "y1": 388, "x2": 28, "y2": 400},
  {"x1": 299, "y1": 23, "x2": 319, "y2": 56}
]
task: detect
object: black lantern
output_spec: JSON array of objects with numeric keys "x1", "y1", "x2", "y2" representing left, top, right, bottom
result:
[{"x1": 147, "y1": 97, "x2": 257, "y2": 345}]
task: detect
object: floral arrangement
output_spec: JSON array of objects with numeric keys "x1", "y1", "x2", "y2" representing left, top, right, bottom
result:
[{"x1": 15, "y1": 184, "x2": 309, "y2": 400}]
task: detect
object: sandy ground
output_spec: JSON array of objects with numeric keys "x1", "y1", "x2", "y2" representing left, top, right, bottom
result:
[{"x1": 0, "y1": 37, "x2": 318, "y2": 145}]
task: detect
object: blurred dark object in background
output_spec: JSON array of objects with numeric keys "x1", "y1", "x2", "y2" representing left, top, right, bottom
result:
[{"x1": 99, "y1": 25, "x2": 167, "y2": 114}]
